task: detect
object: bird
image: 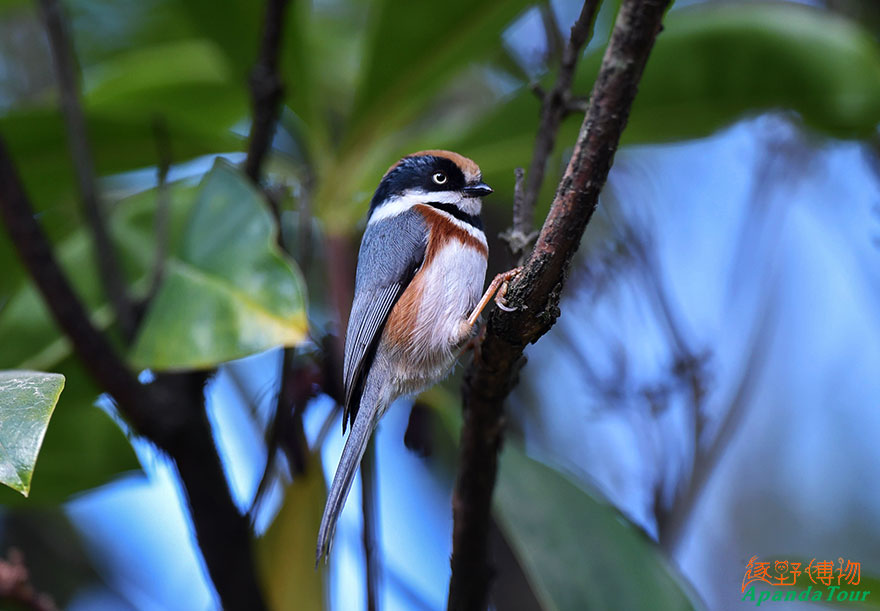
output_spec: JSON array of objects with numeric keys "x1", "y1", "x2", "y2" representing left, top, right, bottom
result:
[{"x1": 316, "y1": 150, "x2": 521, "y2": 563}]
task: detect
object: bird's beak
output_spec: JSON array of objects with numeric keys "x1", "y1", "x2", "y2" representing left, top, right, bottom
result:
[{"x1": 463, "y1": 182, "x2": 493, "y2": 197}]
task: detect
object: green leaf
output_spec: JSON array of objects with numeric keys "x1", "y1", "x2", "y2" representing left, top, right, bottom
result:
[
  {"x1": 346, "y1": 0, "x2": 532, "y2": 141},
  {"x1": 85, "y1": 38, "x2": 247, "y2": 131},
  {"x1": 0, "y1": 370, "x2": 65, "y2": 496},
  {"x1": 615, "y1": 2, "x2": 880, "y2": 141},
  {"x1": 495, "y1": 444, "x2": 699, "y2": 610},
  {"x1": 0, "y1": 358, "x2": 141, "y2": 506},
  {"x1": 0, "y1": 183, "x2": 199, "y2": 372},
  {"x1": 132, "y1": 161, "x2": 308, "y2": 370},
  {"x1": 177, "y1": 0, "x2": 262, "y2": 80},
  {"x1": 62, "y1": 0, "x2": 199, "y2": 68},
  {"x1": 257, "y1": 461, "x2": 326, "y2": 611},
  {"x1": 0, "y1": 108, "x2": 240, "y2": 212}
]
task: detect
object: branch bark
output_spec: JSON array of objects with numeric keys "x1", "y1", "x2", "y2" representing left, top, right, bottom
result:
[
  {"x1": 0, "y1": 139, "x2": 266, "y2": 610},
  {"x1": 37, "y1": 0, "x2": 136, "y2": 341},
  {"x1": 447, "y1": 1, "x2": 672, "y2": 608}
]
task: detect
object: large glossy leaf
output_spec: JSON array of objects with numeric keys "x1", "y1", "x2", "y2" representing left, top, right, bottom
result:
[
  {"x1": 495, "y1": 444, "x2": 699, "y2": 610},
  {"x1": 615, "y1": 2, "x2": 880, "y2": 141},
  {"x1": 63, "y1": 0, "x2": 199, "y2": 68},
  {"x1": 85, "y1": 38, "x2": 247, "y2": 131},
  {"x1": 0, "y1": 358, "x2": 141, "y2": 506},
  {"x1": 257, "y1": 461, "x2": 326, "y2": 611},
  {"x1": 176, "y1": 0, "x2": 262, "y2": 79},
  {"x1": 131, "y1": 161, "x2": 308, "y2": 370},
  {"x1": 0, "y1": 370, "x2": 65, "y2": 496},
  {"x1": 0, "y1": 183, "x2": 198, "y2": 372}
]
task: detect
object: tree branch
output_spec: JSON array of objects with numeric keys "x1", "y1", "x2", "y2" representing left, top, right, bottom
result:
[
  {"x1": 242, "y1": 0, "x2": 317, "y2": 523},
  {"x1": 0, "y1": 138, "x2": 161, "y2": 433},
  {"x1": 0, "y1": 139, "x2": 266, "y2": 611},
  {"x1": 245, "y1": 0, "x2": 291, "y2": 182},
  {"x1": 37, "y1": 0, "x2": 136, "y2": 341},
  {"x1": 510, "y1": 0, "x2": 601, "y2": 255},
  {"x1": 447, "y1": 1, "x2": 672, "y2": 608}
]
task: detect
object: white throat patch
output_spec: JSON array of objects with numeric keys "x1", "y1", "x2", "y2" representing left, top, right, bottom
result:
[{"x1": 369, "y1": 188, "x2": 483, "y2": 224}]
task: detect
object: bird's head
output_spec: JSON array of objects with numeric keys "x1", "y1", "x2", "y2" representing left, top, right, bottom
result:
[{"x1": 369, "y1": 150, "x2": 492, "y2": 220}]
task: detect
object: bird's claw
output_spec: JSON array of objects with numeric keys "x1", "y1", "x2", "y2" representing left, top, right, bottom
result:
[
  {"x1": 493, "y1": 266, "x2": 523, "y2": 313},
  {"x1": 494, "y1": 282, "x2": 516, "y2": 311}
]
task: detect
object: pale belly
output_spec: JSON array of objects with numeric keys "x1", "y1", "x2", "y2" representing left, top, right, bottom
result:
[{"x1": 384, "y1": 241, "x2": 487, "y2": 395}]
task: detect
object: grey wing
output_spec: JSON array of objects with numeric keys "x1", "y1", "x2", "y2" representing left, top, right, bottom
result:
[{"x1": 342, "y1": 209, "x2": 428, "y2": 431}]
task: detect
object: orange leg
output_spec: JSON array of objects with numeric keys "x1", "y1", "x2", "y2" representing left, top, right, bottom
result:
[{"x1": 467, "y1": 267, "x2": 523, "y2": 326}]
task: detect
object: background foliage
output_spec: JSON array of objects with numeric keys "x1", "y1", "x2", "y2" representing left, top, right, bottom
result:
[{"x1": 1, "y1": 0, "x2": 879, "y2": 609}]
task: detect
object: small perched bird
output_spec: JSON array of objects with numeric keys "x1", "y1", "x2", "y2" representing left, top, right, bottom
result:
[{"x1": 316, "y1": 150, "x2": 520, "y2": 562}]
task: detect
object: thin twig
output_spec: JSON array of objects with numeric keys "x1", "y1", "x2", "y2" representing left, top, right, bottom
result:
[
  {"x1": 512, "y1": 167, "x2": 526, "y2": 228},
  {"x1": 313, "y1": 403, "x2": 342, "y2": 453},
  {"x1": 37, "y1": 0, "x2": 136, "y2": 342},
  {"x1": 270, "y1": 175, "x2": 317, "y2": 490},
  {"x1": 539, "y1": 0, "x2": 565, "y2": 66},
  {"x1": 512, "y1": 0, "x2": 601, "y2": 249},
  {"x1": 500, "y1": 168, "x2": 538, "y2": 263},
  {"x1": 249, "y1": 350, "x2": 318, "y2": 522},
  {"x1": 361, "y1": 440, "x2": 381, "y2": 611},
  {"x1": 447, "y1": 1, "x2": 672, "y2": 608},
  {"x1": 657, "y1": 135, "x2": 796, "y2": 552},
  {"x1": 242, "y1": 0, "x2": 318, "y2": 520},
  {"x1": 245, "y1": 0, "x2": 291, "y2": 182}
]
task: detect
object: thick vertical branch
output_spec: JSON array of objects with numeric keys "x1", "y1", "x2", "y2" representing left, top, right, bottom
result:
[
  {"x1": 37, "y1": 0, "x2": 136, "y2": 341},
  {"x1": 447, "y1": 1, "x2": 672, "y2": 609}
]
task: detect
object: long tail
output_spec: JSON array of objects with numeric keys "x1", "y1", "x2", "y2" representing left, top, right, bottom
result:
[{"x1": 316, "y1": 378, "x2": 385, "y2": 564}]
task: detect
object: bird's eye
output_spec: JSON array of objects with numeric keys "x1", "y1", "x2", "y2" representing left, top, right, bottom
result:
[{"x1": 432, "y1": 172, "x2": 447, "y2": 185}]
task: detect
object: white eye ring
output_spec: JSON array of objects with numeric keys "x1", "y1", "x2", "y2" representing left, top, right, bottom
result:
[{"x1": 432, "y1": 172, "x2": 447, "y2": 185}]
